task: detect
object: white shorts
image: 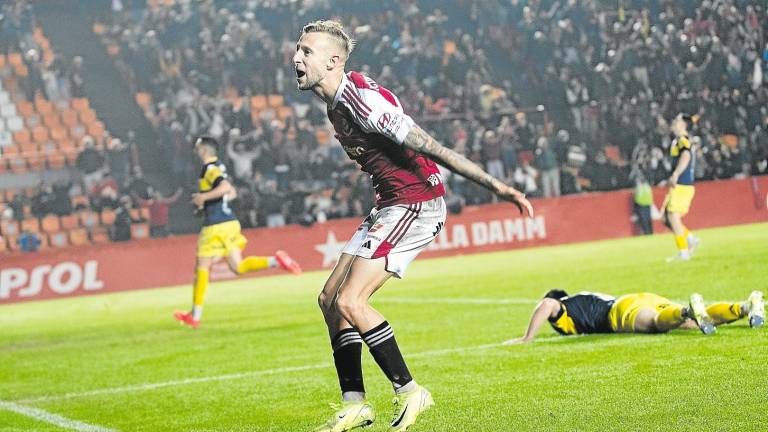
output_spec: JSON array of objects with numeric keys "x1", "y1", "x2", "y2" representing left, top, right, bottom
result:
[{"x1": 342, "y1": 197, "x2": 447, "y2": 278}]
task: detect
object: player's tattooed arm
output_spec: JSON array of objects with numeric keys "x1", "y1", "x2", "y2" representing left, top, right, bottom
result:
[{"x1": 403, "y1": 125, "x2": 533, "y2": 216}]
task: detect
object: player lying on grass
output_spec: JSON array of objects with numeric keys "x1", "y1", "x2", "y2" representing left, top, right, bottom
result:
[
  {"x1": 173, "y1": 137, "x2": 303, "y2": 329},
  {"x1": 504, "y1": 289, "x2": 764, "y2": 344}
]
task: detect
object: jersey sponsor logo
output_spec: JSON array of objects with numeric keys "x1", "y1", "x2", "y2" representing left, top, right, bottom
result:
[{"x1": 0, "y1": 260, "x2": 104, "y2": 300}]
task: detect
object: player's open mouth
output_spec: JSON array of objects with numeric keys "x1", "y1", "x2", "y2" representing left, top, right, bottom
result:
[{"x1": 296, "y1": 70, "x2": 306, "y2": 79}]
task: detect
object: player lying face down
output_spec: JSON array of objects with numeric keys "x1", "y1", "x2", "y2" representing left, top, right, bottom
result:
[{"x1": 503, "y1": 289, "x2": 764, "y2": 345}]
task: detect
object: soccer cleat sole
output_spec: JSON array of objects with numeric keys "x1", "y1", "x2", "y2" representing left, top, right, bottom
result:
[{"x1": 688, "y1": 294, "x2": 716, "y2": 335}]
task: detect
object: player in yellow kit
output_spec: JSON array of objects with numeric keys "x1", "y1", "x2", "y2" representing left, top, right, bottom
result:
[
  {"x1": 504, "y1": 289, "x2": 764, "y2": 344},
  {"x1": 664, "y1": 113, "x2": 700, "y2": 262},
  {"x1": 173, "y1": 136, "x2": 302, "y2": 329}
]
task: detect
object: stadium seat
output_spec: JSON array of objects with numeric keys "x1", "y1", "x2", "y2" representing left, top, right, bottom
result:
[
  {"x1": 60, "y1": 214, "x2": 79, "y2": 230},
  {"x1": 69, "y1": 125, "x2": 85, "y2": 141},
  {"x1": 315, "y1": 129, "x2": 330, "y2": 146},
  {"x1": 69, "y1": 228, "x2": 89, "y2": 246},
  {"x1": 26, "y1": 153, "x2": 45, "y2": 171},
  {"x1": 4, "y1": 235, "x2": 18, "y2": 252},
  {"x1": 48, "y1": 231, "x2": 68, "y2": 248},
  {"x1": 0, "y1": 220, "x2": 19, "y2": 236},
  {"x1": 129, "y1": 208, "x2": 141, "y2": 220},
  {"x1": 0, "y1": 54, "x2": 5, "y2": 70},
  {"x1": 250, "y1": 95, "x2": 267, "y2": 110},
  {"x1": 140, "y1": 207, "x2": 150, "y2": 220},
  {"x1": 14, "y1": 64, "x2": 28, "y2": 78},
  {"x1": 78, "y1": 211, "x2": 99, "y2": 228},
  {"x1": 131, "y1": 223, "x2": 149, "y2": 239},
  {"x1": 0, "y1": 237, "x2": 6, "y2": 254},
  {"x1": 79, "y1": 109, "x2": 97, "y2": 125},
  {"x1": 40, "y1": 215, "x2": 60, "y2": 233},
  {"x1": 42, "y1": 113, "x2": 61, "y2": 128},
  {"x1": 18, "y1": 140, "x2": 39, "y2": 154},
  {"x1": 12, "y1": 129, "x2": 30, "y2": 146},
  {"x1": 91, "y1": 227, "x2": 110, "y2": 244},
  {"x1": 0, "y1": 130, "x2": 11, "y2": 148},
  {"x1": 60, "y1": 109, "x2": 78, "y2": 127},
  {"x1": 34, "y1": 99, "x2": 53, "y2": 116},
  {"x1": 6, "y1": 115, "x2": 24, "y2": 132},
  {"x1": 277, "y1": 106, "x2": 293, "y2": 121},
  {"x1": 8, "y1": 156, "x2": 27, "y2": 173},
  {"x1": 49, "y1": 125, "x2": 67, "y2": 141},
  {"x1": 0, "y1": 91, "x2": 9, "y2": 104},
  {"x1": 71, "y1": 195, "x2": 89, "y2": 210},
  {"x1": 0, "y1": 102, "x2": 17, "y2": 117},
  {"x1": 46, "y1": 153, "x2": 66, "y2": 169},
  {"x1": 71, "y1": 98, "x2": 89, "y2": 112},
  {"x1": 100, "y1": 208, "x2": 116, "y2": 225},
  {"x1": 7, "y1": 53, "x2": 22, "y2": 68},
  {"x1": 36, "y1": 233, "x2": 50, "y2": 251},
  {"x1": 32, "y1": 126, "x2": 49, "y2": 144},
  {"x1": 268, "y1": 94, "x2": 284, "y2": 108},
  {"x1": 87, "y1": 121, "x2": 105, "y2": 140},
  {"x1": 15, "y1": 100, "x2": 34, "y2": 119},
  {"x1": 2, "y1": 144, "x2": 19, "y2": 156},
  {"x1": 20, "y1": 217, "x2": 40, "y2": 233}
]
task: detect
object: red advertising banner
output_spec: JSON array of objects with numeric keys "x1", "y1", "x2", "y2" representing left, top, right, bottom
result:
[{"x1": 1, "y1": 177, "x2": 766, "y2": 304}]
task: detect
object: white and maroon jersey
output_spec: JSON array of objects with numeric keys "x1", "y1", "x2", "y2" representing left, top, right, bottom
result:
[{"x1": 327, "y1": 71, "x2": 445, "y2": 208}]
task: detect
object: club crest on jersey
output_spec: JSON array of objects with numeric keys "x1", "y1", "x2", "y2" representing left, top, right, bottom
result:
[
  {"x1": 427, "y1": 173, "x2": 442, "y2": 186},
  {"x1": 377, "y1": 113, "x2": 391, "y2": 129},
  {"x1": 338, "y1": 117, "x2": 354, "y2": 136}
]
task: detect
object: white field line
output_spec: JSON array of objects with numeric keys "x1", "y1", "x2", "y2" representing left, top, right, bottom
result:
[
  {"x1": 0, "y1": 399, "x2": 116, "y2": 432},
  {"x1": 377, "y1": 297, "x2": 538, "y2": 305},
  {"x1": 18, "y1": 342, "x2": 510, "y2": 405}
]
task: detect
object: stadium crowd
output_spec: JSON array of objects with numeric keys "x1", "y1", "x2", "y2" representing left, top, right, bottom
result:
[
  {"x1": 3, "y1": 0, "x2": 767, "y2": 239},
  {"x1": 96, "y1": 0, "x2": 768, "y2": 228}
]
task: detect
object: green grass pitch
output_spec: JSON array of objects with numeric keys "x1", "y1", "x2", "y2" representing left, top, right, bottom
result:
[{"x1": 1, "y1": 223, "x2": 767, "y2": 431}]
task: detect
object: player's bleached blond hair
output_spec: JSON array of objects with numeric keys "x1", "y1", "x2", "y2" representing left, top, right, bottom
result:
[{"x1": 301, "y1": 20, "x2": 355, "y2": 60}]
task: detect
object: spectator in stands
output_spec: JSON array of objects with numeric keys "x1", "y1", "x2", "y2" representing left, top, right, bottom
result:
[
  {"x1": 69, "y1": 55, "x2": 86, "y2": 98},
  {"x1": 514, "y1": 158, "x2": 539, "y2": 197},
  {"x1": 30, "y1": 184, "x2": 55, "y2": 218},
  {"x1": 111, "y1": 195, "x2": 135, "y2": 242},
  {"x1": 127, "y1": 166, "x2": 151, "y2": 200},
  {"x1": 534, "y1": 136, "x2": 560, "y2": 198},
  {"x1": 17, "y1": 230, "x2": 41, "y2": 253},
  {"x1": 106, "y1": 137, "x2": 131, "y2": 186},
  {"x1": 8, "y1": 192, "x2": 26, "y2": 222},
  {"x1": 90, "y1": 175, "x2": 120, "y2": 211},
  {"x1": 135, "y1": 187, "x2": 182, "y2": 238},
  {"x1": 76, "y1": 137, "x2": 105, "y2": 191},
  {"x1": 51, "y1": 182, "x2": 72, "y2": 216}
]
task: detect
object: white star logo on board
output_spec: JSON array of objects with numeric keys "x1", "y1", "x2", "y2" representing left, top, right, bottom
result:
[{"x1": 314, "y1": 231, "x2": 346, "y2": 267}]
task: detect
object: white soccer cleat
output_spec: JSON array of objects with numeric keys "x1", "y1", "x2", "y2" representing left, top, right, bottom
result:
[
  {"x1": 687, "y1": 235, "x2": 701, "y2": 256},
  {"x1": 747, "y1": 291, "x2": 764, "y2": 328},
  {"x1": 688, "y1": 293, "x2": 716, "y2": 335},
  {"x1": 666, "y1": 251, "x2": 691, "y2": 263},
  {"x1": 313, "y1": 400, "x2": 375, "y2": 432},
  {"x1": 389, "y1": 385, "x2": 434, "y2": 431}
]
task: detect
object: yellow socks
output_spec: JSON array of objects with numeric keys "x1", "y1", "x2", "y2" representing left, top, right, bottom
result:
[
  {"x1": 674, "y1": 235, "x2": 688, "y2": 251},
  {"x1": 654, "y1": 305, "x2": 686, "y2": 331},
  {"x1": 706, "y1": 303, "x2": 744, "y2": 325},
  {"x1": 237, "y1": 256, "x2": 273, "y2": 274},
  {"x1": 192, "y1": 267, "x2": 209, "y2": 320}
]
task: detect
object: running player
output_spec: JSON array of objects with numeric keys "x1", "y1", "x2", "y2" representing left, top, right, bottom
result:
[
  {"x1": 293, "y1": 20, "x2": 533, "y2": 432},
  {"x1": 503, "y1": 289, "x2": 764, "y2": 344},
  {"x1": 664, "y1": 113, "x2": 700, "y2": 262},
  {"x1": 173, "y1": 136, "x2": 302, "y2": 329}
]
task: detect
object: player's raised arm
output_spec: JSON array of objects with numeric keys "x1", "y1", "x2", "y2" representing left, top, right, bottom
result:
[
  {"x1": 403, "y1": 125, "x2": 533, "y2": 216},
  {"x1": 502, "y1": 297, "x2": 561, "y2": 345}
]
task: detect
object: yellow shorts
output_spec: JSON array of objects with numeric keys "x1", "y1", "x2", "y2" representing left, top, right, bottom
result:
[
  {"x1": 197, "y1": 220, "x2": 247, "y2": 258},
  {"x1": 663, "y1": 185, "x2": 695, "y2": 215},
  {"x1": 608, "y1": 293, "x2": 674, "y2": 333}
]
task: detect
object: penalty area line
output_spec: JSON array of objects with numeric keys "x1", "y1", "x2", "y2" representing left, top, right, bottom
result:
[{"x1": 0, "y1": 399, "x2": 116, "y2": 432}]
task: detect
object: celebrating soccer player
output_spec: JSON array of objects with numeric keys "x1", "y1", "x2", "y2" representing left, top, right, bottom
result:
[
  {"x1": 173, "y1": 137, "x2": 302, "y2": 329},
  {"x1": 504, "y1": 289, "x2": 764, "y2": 344},
  {"x1": 293, "y1": 20, "x2": 533, "y2": 431},
  {"x1": 663, "y1": 113, "x2": 700, "y2": 262}
]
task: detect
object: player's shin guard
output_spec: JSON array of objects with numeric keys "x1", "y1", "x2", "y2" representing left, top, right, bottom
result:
[
  {"x1": 654, "y1": 305, "x2": 686, "y2": 332},
  {"x1": 361, "y1": 321, "x2": 414, "y2": 393},
  {"x1": 706, "y1": 303, "x2": 744, "y2": 325},
  {"x1": 237, "y1": 256, "x2": 271, "y2": 274},
  {"x1": 674, "y1": 235, "x2": 688, "y2": 252},
  {"x1": 331, "y1": 328, "x2": 366, "y2": 400}
]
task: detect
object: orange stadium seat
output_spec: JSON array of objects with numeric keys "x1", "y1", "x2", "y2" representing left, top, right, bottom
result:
[
  {"x1": 277, "y1": 106, "x2": 293, "y2": 121},
  {"x1": 315, "y1": 129, "x2": 330, "y2": 146},
  {"x1": 78, "y1": 211, "x2": 99, "y2": 228},
  {"x1": 47, "y1": 153, "x2": 66, "y2": 169},
  {"x1": 2, "y1": 144, "x2": 20, "y2": 157},
  {"x1": 36, "y1": 233, "x2": 50, "y2": 251},
  {"x1": 69, "y1": 228, "x2": 89, "y2": 246},
  {"x1": 100, "y1": 208, "x2": 116, "y2": 225},
  {"x1": 71, "y1": 195, "x2": 89, "y2": 210},
  {"x1": 12, "y1": 129, "x2": 31, "y2": 146},
  {"x1": 60, "y1": 214, "x2": 79, "y2": 230},
  {"x1": 87, "y1": 122, "x2": 105, "y2": 140},
  {"x1": 26, "y1": 154, "x2": 45, "y2": 171},
  {"x1": 71, "y1": 98, "x2": 89, "y2": 112},
  {"x1": 40, "y1": 215, "x2": 60, "y2": 233},
  {"x1": 34, "y1": 99, "x2": 53, "y2": 116},
  {"x1": 32, "y1": 126, "x2": 49, "y2": 144},
  {"x1": 1, "y1": 220, "x2": 19, "y2": 236},
  {"x1": 42, "y1": 113, "x2": 61, "y2": 128},
  {"x1": 14, "y1": 64, "x2": 28, "y2": 78},
  {"x1": 18, "y1": 140, "x2": 39, "y2": 154},
  {"x1": 61, "y1": 109, "x2": 79, "y2": 127},
  {"x1": 140, "y1": 207, "x2": 150, "y2": 220},
  {"x1": 16, "y1": 100, "x2": 34, "y2": 119},
  {"x1": 129, "y1": 208, "x2": 141, "y2": 221},
  {"x1": 20, "y1": 217, "x2": 39, "y2": 233},
  {"x1": 267, "y1": 94, "x2": 284, "y2": 108},
  {"x1": 48, "y1": 231, "x2": 68, "y2": 248},
  {"x1": 79, "y1": 109, "x2": 97, "y2": 125},
  {"x1": 91, "y1": 227, "x2": 111, "y2": 244},
  {"x1": 131, "y1": 223, "x2": 149, "y2": 239},
  {"x1": 0, "y1": 237, "x2": 6, "y2": 254},
  {"x1": 50, "y1": 125, "x2": 67, "y2": 141},
  {"x1": 69, "y1": 125, "x2": 86, "y2": 141},
  {"x1": 250, "y1": 95, "x2": 267, "y2": 110},
  {"x1": 4, "y1": 235, "x2": 18, "y2": 252}
]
